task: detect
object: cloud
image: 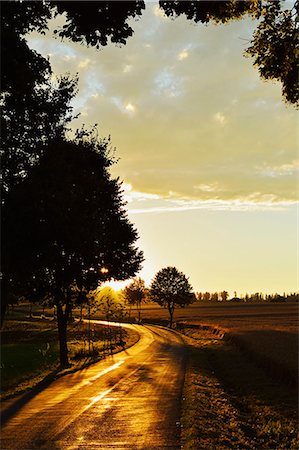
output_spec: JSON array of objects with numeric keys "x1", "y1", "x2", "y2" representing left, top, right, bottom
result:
[
  {"x1": 127, "y1": 194, "x2": 296, "y2": 215},
  {"x1": 123, "y1": 183, "x2": 160, "y2": 203},
  {"x1": 124, "y1": 103, "x2": 136, "y2": 114},
  {"x1": 153, "y1": 5, "x2": 167, "y2": 20},
  {"x1": 78, "y1": 58, "x2": 91, "y2": 69},
  {"x1": 178, "y1": 49, "x2": 189, "y2": 61},
  {"x1": 257, "y1": 160, "x2": 299, "y2": 177},
  {"x1": 27, "y1": 3, "x2": 297, "y2": 205},
  {"x1": 213, "y1": 112, "x2": 227, "y2": 126}
]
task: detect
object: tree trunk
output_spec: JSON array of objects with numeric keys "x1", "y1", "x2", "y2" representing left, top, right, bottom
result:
[
  {"x1": 137, "y1": 301, "x2": 141, "y2": 323},
  {"x1": 168, "y1": 303, "x2": 174, "y2": 328},
  {"x1": 88, "y1": 304, "x2": 91, "y2": 355},
  {"x1": 1, "y1": 300, "x2": 7, "y2": 328},
  {"x1": 56, "y1": 302, "x2": 70, "y2": 368}
]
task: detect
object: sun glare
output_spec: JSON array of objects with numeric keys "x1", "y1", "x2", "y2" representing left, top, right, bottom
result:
[{"x1": 102, "y1": 280, "x2": 130, "y2": 292}]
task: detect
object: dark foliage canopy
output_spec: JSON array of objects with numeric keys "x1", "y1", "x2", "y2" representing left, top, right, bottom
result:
[
  {"x1": 2, "y1": 138, "x2": 144, "y2": 304},
  {"x1": 150, "y1": 266, "x2": 194, "y2": 308},
  {"x1": 53, "y1": 1, "x2": 146, "y2": 47},
  {"x1": 1, "y1": 2, "x2": 77, "y2": 199}
]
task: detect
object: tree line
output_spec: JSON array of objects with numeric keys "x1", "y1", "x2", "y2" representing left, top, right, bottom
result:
[{"x1": 196, "y1": 291, "x2": 299, "y2": 303}]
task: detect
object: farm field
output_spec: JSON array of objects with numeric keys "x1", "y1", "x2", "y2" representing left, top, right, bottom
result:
[
  {"x1": 138, "y1": 301, "x2": 299, "y2": 387},
  {"x1": 181, "y1": 328, "x2": 298, "y2": 449},
  {"x1": 137, "y1": 301, "x2": 298, "y2": 331}
]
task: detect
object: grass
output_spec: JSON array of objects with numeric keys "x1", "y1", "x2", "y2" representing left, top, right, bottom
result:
[
  {"x1": 181, "y1": 328, "x2": 298, "y2": 449},
  {"x1": 0, "y1": 316, "x2": 139, "y2": 400}
]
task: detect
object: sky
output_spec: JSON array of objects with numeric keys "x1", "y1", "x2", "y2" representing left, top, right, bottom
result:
[{"x1": 28, "y1": 2, "x2": 298, "y2": 295}]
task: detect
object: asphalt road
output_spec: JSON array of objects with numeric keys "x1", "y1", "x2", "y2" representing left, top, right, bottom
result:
[{"x1": 0, "y1": 322, "x2": 187, "y2": 449}]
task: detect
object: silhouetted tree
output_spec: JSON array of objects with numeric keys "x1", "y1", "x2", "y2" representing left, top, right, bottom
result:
[
  {"x1": 245, "y1": 0, "x2": 298, "y2": 106},
  {"x1": 1, "y1": 2, "x2": 78, "y2": 199},
  {"x1": 149, "y1": 267, "x2": 194, "y2": 327},
  {"x1": 203, "y1": 292, "x2": 211, "y2": 302},
  {"x1": 220, "y1": 290, "x2": 229, "y2": 302},
  {"x1": 196, "y1": 292, "x2": 203, "y2": 301},
  {"x1": 122, "y1": 277, "x2": 146, "y2": 322},
  {"x1": 211, "y1": 292, "x2": 219, "y2": 302},
  {"x1": 2, "y1": 137, "x2": 143, "y2": 366}
]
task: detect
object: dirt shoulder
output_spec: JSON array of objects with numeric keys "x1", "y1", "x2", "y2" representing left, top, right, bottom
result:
[{"x1": 181, "y1": 327, "x2": 298, "y2": 450}]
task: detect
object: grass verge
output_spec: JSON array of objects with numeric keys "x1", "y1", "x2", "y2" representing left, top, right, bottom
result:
[
  {"x1": 1, "y1": 318, "x2": 139, "y2": 401},
  {"x1": 181, "y1": 327, "x2": 298, "y2": 450}
]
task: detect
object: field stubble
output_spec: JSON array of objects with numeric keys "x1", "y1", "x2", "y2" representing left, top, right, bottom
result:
[{"x1": 181, "y1": 328, "x2": 298, "y2": 449}]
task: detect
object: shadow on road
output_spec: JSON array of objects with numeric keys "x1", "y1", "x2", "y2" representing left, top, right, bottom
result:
[{"x1": 1, "y1": 370, "x2": 59, "y2": 426}]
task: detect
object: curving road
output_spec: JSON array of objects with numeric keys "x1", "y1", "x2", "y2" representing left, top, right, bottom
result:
[{"x1": 0, "y1": 322, "x2": 187, "y2": 449}]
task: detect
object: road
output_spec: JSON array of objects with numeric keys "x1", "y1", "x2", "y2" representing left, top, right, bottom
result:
[{"x1": 0, "y1": 322, "x2": 187, "y2": 449}]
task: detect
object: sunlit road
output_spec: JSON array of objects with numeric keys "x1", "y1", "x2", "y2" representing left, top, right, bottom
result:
[{"x1": 0, "y1": 322, "x2": 187, "y2": 449}]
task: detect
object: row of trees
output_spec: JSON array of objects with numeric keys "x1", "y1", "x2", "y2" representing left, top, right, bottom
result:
[{"x1": 196, "y1": 291, "x2": 299, "y2": 302}]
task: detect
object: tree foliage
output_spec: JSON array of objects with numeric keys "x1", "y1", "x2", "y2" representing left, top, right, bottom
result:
[
  {"x1": 1, "y1": 2, "x2": 77, "y2": 199},
  {"x1": 149, "y1": 267, "x2": 195, "y2": 327},
  {"x1": 53, "y1": 1, "x2": 146, "y2": 47},
  {"x1": 245, "y1": 1, "x2": 299, "y2": 106},
  {"x1": 159, "y1": 0, "x2": 261, "y2": 24},
  {"x1": 2, "y1": 136, "x2": 144, "y2": 365}
]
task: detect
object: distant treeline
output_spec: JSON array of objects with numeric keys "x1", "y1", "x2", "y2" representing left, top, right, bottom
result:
[{"x1": 196, "y1": 291, "x2": 299, "y2": 303}]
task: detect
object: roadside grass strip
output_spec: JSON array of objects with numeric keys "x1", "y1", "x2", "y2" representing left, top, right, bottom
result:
[{"x1": 0, "y1": 318, "x2": 139, "y2": 400}]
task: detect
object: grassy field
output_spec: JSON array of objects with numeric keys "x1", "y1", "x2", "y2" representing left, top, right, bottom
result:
[{"x1": 0, "y1": 315, "x2": 139, "y2": 400}]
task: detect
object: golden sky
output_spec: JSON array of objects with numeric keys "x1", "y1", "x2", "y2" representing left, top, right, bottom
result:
[{"x1": 28, "y1": 2, "x2": 298, "y2": 295}]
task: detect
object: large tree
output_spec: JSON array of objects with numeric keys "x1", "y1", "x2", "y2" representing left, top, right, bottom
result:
[
  {"x1": 2, "y1": 136, "x2": 144, "y2": 366},
  {"x1": 1, "y1": 1, "x2": 78, "y2": 199},
  {"x1": 149, "y1": 267, "x2": 195, "y2": 327}
]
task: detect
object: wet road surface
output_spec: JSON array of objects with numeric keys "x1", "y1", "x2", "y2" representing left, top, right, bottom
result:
[{"x1": 1, "y1": 322, "x2": 187, "y2": 449}]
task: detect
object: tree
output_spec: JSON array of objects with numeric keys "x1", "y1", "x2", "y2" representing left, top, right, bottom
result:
[
  {"x1": 2, "y1": 136, "x2": 144, "y2": 366},
  {"x1": 149, "y1": 267, "x2": 195, "y2": 327},
  {"x1": 203, "y1": 292, "x2": 211, "y2": 302},
  {"x1": 220, "y1": 291, "x2": 229, "y2": 302},
  {"x1": 211, "y1": 292, "x2": 219, "y2": 302},
  {"x1": 245, "y1": 0, "x2": 299, "y2": 106},
  {"x1": 196, "y1": 292, "x2": 203, "y2": 301},
  {"x1": 1, "y1": 2, "x2": 78, "y2": 199},
  {"x1": 122, "y1": 277, "x2": 146, "y2": 322}
]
